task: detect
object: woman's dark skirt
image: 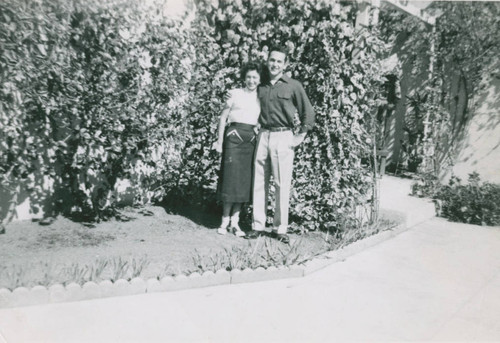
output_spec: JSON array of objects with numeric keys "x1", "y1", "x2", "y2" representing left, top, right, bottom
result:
[{"x1": 217, "y1": 122, "x2": 257, "y2": 203}]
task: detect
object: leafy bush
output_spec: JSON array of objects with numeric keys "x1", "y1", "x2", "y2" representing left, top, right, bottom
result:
[
  {"x1": 2, "y1": 0, "x2": 385, "y2": 233},
  {"x1": 434, "y1": 173, "x2": 500, "y2": 226},
  {"x1": 0, "y1": 0, "x2": 192, "y2": 220}
]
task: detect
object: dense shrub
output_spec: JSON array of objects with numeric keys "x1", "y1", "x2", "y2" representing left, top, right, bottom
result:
[
  {"x1": 0, "y1": 0, "x2": 192, "y2": 220},
  {"x1": 168, "y1": 0, "x2": 387, "y2": 231},
  {"x1": 2, "y1": 0, "x2": 386, "y2": 233},
  {"x1": 434, "y1": 173, "x2": 500, "y2": 226}
]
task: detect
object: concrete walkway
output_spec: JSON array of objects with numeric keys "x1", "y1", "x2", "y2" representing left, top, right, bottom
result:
[
  {"x1": 1, "y1": 176, "x2": 500, "y2": 342},
  {"x1": 379, "y1": 175, "x2": 436, "y2": 227}
]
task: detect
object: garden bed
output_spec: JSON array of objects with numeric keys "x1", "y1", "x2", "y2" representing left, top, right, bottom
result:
[{"x1": 0, "y1": 205, "x2": 403, "y2": 290}]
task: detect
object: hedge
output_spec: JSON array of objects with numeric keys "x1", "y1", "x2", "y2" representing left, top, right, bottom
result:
[
  {"x1": 1, "y1": 0, "x2": 387, "y2": 232},
  {"x1": 1, "y1": 0, "x2": 192, "y2": 220}
]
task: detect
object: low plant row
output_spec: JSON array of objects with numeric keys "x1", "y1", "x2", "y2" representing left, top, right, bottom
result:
[
  {"x1": 0, "y1": 256, "x2": 152, "y2": 291},
  {"x1": 0, "y1": 237, "x2": 311, "y2": 290},
  {"x1": 0, "y1": 219, "x2": 402, "y2": 291}
]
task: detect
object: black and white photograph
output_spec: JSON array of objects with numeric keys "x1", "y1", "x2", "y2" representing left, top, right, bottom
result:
[{"x1": 1, "y1": 0, "x2": 499, "y2": 341}]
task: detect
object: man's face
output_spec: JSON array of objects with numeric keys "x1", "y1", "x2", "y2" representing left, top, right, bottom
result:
[{"x1": 267, "y1": 51, "x2": 287, "y2": 78}]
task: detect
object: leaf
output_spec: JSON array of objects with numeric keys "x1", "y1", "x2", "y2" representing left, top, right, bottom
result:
[{"x1": 37, "y1": 44, "x2": 47, "y2": 56}]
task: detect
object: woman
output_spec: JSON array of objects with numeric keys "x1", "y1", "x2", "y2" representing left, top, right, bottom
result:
[{"x1": 213, "y1": 62, "x2": 261, "y2": 237}]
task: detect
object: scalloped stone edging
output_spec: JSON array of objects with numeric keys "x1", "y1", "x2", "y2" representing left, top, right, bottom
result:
[
  {"x1": 303, "y1": 222, "x2": 409, "y2": 275},
  {"x1": 0, "y1": 222, "x2": 408, "y2": 309}
]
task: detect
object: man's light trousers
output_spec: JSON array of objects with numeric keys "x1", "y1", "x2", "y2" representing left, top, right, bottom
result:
[{"x1": 252, "y1": 129, "x2": 294, "y2": 234}]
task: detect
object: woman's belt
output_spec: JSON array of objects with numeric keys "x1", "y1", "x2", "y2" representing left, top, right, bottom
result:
[{"x1": 228, "y1": 122, "x2": 257, "y2": 129}]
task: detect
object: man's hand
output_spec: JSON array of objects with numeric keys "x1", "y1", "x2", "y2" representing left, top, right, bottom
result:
[
  {"x1": 212, "y1": 141, "x2": 223, "y2": 153},
  {"x1": 291, "y1": 133, "x2": 306, "y2": 148}
]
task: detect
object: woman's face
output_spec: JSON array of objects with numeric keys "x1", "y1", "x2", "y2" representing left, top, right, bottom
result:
[{"x1": 244, "y1": 70, "x2": 260, "y2": 91}]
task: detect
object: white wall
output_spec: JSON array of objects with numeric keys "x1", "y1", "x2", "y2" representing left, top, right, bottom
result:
[{"x1": 447, "y1": 65, "x2": 500, "y2": 184}]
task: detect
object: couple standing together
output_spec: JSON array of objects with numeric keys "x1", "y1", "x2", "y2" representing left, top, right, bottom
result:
[{"x1": 213, "y1": 46, "x2": 315, "y2": 244}]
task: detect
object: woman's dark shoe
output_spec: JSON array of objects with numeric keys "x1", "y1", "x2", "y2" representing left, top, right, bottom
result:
[
  {"x1": 273, "y1": 233, "x2": 290, "y2": 244},
  {"x1": 245, "y1": 230, "x2": 265, "y2": 239}
]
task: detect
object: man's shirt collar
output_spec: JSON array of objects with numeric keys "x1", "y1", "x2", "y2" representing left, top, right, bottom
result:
[
  {"x1": 266, "y1": 73, "x2": 291, "y2": 86},
  {"x1": 280, "y1": 74, "x2": 291, "y2": 83}
]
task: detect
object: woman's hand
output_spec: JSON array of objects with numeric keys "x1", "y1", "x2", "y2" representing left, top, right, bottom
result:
[{"x1": 213, "y1": 141, "x2": 223, "y2": 153}]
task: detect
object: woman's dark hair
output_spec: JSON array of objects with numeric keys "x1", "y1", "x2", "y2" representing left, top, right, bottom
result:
[{"x1": 240, "y1": 61, "x2": 262, "y2": 80}]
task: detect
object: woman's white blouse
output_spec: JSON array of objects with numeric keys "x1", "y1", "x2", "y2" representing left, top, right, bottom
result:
[{"x1": 226, "y1": 88, "x2": 260, "y2": 125}]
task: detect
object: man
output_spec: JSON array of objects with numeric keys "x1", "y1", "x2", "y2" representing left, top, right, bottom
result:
[{"x1": 246, "y1": 46, "x2": 315, "y2": 243}]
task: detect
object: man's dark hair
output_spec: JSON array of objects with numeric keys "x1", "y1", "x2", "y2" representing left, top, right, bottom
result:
[
  {"x1": 240, "y1": 61, "x2": 262, "y2": 80},
  {"x1": 268, "y1": 45, "x2": 289, "y2": 61}
]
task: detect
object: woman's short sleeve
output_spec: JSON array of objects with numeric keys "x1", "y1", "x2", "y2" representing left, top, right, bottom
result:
[{"x1": 224, "y1": 89, "x2": 236, "y2": 109}]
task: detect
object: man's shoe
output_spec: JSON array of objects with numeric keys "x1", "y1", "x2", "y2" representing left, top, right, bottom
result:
[
  {"x1": 245, "y1": 230, "x2": 265, "y2": 239},
  {"x1": 274, "y1": 233, "x2": 290, "y2": 244}
]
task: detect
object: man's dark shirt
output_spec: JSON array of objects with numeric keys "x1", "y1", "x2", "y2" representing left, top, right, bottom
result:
[{"x1": 257, "y1": 74, "x2": 315, "y2": 133}]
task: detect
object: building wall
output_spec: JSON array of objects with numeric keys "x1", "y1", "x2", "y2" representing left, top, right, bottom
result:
[
  {"x1": 383, "y1": 51, "x2": 499, "y2": 184},
  {"x1": 446, "y1": 63, "x2": 500, "y2": 184}
]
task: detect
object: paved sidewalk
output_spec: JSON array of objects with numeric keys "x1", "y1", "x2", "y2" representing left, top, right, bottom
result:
[
  {"x1": 1, "y1": 217, "x2": 500, "y2": 342},
  {"x1": 379, "y1": 175, "x2": 436, "y2": 227},
  {"x1": 1, "y1": 176, "x2": 499, "y2": 342}
]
